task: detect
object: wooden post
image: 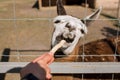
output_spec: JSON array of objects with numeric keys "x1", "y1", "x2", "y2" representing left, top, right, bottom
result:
[
  {"x1": 38, "y1": 0, "x2": 42, "y2": 10},
  {"x1": 117, "y1": 0, "x2": 120, "y2": 28},
  {"x1": 118, "y1": 0, "x2": 120, "y2": 19}
]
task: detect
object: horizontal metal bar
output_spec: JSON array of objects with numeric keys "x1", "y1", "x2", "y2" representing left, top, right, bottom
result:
[
  {"x1": 0, "y1": 18, "x2": 53, "y2": 21},
  {"x1": 0, "y1": 19, "x2": 119, "y2": 21},
  {"x1": 0, "y1": 62, "x2": 120, "y2": 74},
  {"x1": 1, "y1": 54, "x2": 120, "y2": 57}
]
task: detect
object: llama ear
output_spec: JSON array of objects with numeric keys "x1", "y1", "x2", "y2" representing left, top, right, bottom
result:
[
  {"x1": 81, "y1": 7, "x2": 102, "y2": 26},
  {"x1": 57, "y1": 0, "x2": 67, "y2": 15}
]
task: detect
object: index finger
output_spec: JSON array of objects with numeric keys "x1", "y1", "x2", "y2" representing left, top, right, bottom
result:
[{"x1": 32, "y1": 53, "x2": 54, "y2": 64}]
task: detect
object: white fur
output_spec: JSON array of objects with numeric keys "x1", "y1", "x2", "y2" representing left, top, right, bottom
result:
[
  {"x1": 51, "y1": 6, "x2": 102, "y2": 55},
  {"x1": 52, "y1": 15, "x2": 87, "y2": 55}
]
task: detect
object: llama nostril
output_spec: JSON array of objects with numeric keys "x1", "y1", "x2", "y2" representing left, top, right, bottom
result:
[
  {"x1": 68, "y1": 33, "x2": 75, "y2": 39},
  {"x1": 63, "y1": 32, "x2": 68, "y2": 39},
  {"x1": 63, "y1": 32, "x2": 75, "y2": 39},
  {"x1": 62, "y1": 32, "x2": 75, "y2": 43}
]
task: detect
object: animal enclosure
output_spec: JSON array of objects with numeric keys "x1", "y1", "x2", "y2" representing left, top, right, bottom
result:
[{"x1": 0, "y1": 0, "x2": 120, "y2": 80}]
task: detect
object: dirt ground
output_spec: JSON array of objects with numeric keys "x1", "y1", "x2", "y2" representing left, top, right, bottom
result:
[{"x1": 0, "y1": 0, "x2": 119, "y2": 80}]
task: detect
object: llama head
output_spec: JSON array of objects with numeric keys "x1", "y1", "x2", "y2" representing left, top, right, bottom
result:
[{"x1": 51, "y1": 0, "x2": 102, "y2": 55}]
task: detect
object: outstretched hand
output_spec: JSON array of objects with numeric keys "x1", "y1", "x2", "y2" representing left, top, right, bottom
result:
[{"x1": 20, "y1": 53, "x2": 54, "y2": 80}]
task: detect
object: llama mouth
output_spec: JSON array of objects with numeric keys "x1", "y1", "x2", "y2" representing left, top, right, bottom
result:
[{"x1": 56, "y1": 35, "x2": 74, "y2": 43}]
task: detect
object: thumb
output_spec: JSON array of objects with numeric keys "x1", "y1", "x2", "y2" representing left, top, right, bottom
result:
[
  {"x1": 45, "y1": 67, "x2": 52, "y2": 79},
  {"x1": 46, "y1": 73, "x2": 52, "y2": 80}
]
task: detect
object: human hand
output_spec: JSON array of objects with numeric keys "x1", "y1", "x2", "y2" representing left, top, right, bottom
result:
[{"x1": 20, "y1": 53, "x2": 54, "y2": 80}]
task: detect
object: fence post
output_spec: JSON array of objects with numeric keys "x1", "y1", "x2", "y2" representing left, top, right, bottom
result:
[
  {"x1": 117, "y1": 0, "x2": 120, "y2": 19},
  {"x1": 38, "y1": 0, "x2": 42, "y2": 10}
]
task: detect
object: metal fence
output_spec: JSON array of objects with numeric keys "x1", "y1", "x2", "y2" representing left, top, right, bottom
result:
[{"x1": 0, "y1": 0, "x2": 120, "y2": 80}]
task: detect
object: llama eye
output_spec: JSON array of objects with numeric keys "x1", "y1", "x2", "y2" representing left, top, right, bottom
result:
[
  {"x1": 54, "y1": 20, "x2": 61, "y2": 23},
  {"x1": 80, "y1": 29, "x2": 85, "y2": 34}
]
